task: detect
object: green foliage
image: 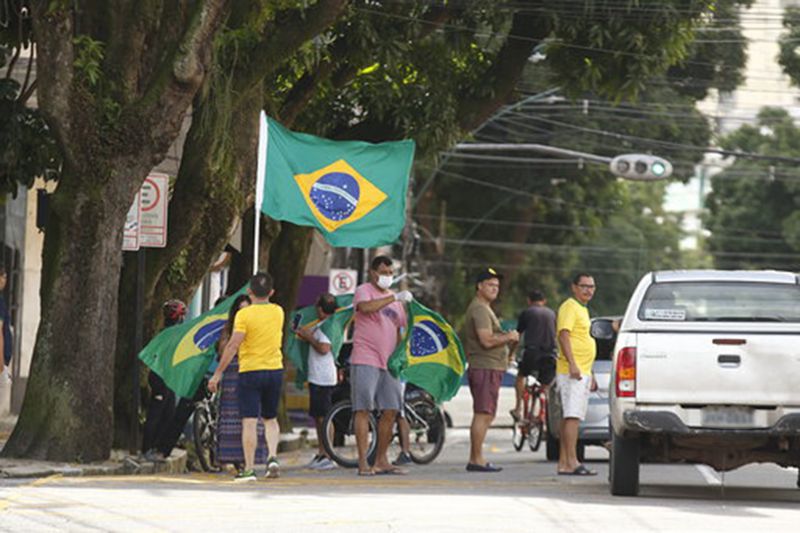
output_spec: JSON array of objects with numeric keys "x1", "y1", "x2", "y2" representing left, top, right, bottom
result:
[
  {"x1": 73, "y1": 35, "x2": 105, "y2": 87},
  {"x1": 704, "y1": 108, "x2": 800, "y2": 270},
  {"x1": 0, "y1": 77, "x2": 61, "y2": 194},
  {"x1": 779, "y1": 6, "x2": 800, "y2": 86},
  {"x1": 668, "y1": 0, "x2": 751, "y2": 99},
  {"x1": 544, "y1": 0, "x2": 713, "y2": 99}
]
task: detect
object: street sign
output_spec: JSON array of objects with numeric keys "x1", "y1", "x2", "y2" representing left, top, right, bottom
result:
[
  {"x1": 123, "y1": 173, "x2": 169, "y2": 250},
  {"x1": 139, "y1": 173, "x2": 169, "y2": 248},
  {"x1": 329, "y1": 269, "x2": 357, "y2": 295},
  {"x1": 122, "y1": 191, "x2": 141, "y2": 251}
]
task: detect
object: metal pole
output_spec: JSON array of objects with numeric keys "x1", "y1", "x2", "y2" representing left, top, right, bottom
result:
[
  {"x1": 452, "y1": 142, "x2": 612, "y2": 164},
  {"x1": 412, "y1": 87, "x2": 562, "y2": 207},
  {"x1": 131, "y1": 248, "x2": 145, "y2": 454}
]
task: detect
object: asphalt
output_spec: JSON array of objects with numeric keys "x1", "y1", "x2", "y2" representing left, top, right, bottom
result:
[{"x1": 2, "y1": 428, "x2": 800, "y2": 532}]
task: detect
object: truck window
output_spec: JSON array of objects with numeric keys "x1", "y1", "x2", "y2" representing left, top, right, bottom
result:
[{"x1": 638, "y1": 282, "x2": 800, "y2": 323}]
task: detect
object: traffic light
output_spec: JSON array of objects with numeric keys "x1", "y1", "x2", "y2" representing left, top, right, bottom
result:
[{"x1": 609, "y1": 154, "x2": 673, "y2": 181}]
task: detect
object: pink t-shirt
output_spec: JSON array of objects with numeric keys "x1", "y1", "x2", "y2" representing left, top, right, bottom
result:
[{"x1": 351, "y1": 282, "x2": 407, "y2": 369}]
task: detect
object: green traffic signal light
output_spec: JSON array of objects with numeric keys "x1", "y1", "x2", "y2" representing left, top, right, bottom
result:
[{"x1": 651, "y1": 161, "x2": 666, "y2": 176}]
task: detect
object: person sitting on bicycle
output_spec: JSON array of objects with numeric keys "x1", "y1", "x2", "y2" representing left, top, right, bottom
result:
[
  {"x1": 295, "y1": 292, "x2": 339, "y2": 471},
  {"x1": 511, "y1": 290, "x2": 557, "y2": 422}
]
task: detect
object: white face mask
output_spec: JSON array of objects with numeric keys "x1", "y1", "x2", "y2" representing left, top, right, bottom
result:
[{"x1": 377, "y1": 274, "x2": 394, "y2": 290}]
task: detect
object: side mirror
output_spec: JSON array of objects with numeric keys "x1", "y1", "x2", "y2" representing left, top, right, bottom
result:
[{"x1": 590, "y1": 319, "x2": 616, "y2": 340}]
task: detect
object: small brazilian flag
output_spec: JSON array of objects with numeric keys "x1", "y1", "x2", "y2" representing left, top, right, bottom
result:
[
  {"x1": 388, "y1": 300, "x2": 466, "y2": 404},
  {"x1": 260, "y1": 116, "x2": 415, "y2": 248},
  {"x1": 138, "y1": 287, "x2": 247, "y2": 398},
  {"x1": 284, "y1": 294, "x2": 354, "y2": 389}
]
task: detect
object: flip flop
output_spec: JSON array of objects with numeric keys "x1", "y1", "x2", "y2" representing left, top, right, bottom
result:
[
  {"x1": 375, "y1": 467, "x2": 407, "y2": 476},
  {"x1": 357, "y1": 469, "x2": 375, "y2": 476},
  {"x1": 466, "y1": 462, "x2": 503, "y2": 473},
  {"x1": 558, "y1": 465, "x2": 597, "y2": 476}
]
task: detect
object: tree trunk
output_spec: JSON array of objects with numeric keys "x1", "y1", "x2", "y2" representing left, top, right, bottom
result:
[{"x1": 2, "y1": 169, "x2": 132, "y2": 461}]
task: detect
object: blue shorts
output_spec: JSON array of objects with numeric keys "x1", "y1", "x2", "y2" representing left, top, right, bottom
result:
[{"x1": 238, "y1": 369, "x2": 283, "y2": 419}]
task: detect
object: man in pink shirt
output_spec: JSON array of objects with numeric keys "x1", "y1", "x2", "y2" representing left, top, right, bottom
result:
[{"x1": 351, "y1": 255, "x2": 412, "y2": 475}]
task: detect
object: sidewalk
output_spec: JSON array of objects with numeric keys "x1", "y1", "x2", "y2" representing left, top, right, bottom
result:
[{"x1": 0, "y1": 415, "x2": 306, "y2": 480}]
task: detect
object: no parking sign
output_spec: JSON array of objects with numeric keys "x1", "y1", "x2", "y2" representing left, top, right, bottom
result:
[{"x1": 329, "y1": 269, "x2": 357, "y2": 295}]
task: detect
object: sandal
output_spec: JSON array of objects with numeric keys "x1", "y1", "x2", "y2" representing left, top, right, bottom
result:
[{"x1": 558, "y1": 465, "x2": 597, "y2": 476}]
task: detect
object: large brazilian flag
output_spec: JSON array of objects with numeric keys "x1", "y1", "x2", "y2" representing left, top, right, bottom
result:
[
  {"x1": 284, "y1": 294, "x2": 354, "y2": 389},
  {"x1": 388, "y1": 300, "x2": 466, "y2": 404},
  {"x1": 138, "y1": 287, "x2": 247, "y2": 398},
  {"x1": 260, "y1": 116, "x2": 415, "y2": 248}
]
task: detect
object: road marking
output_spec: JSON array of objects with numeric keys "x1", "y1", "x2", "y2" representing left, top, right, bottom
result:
[{"x1": 695, "y1": 464, "x2": 722, "y2": 486}]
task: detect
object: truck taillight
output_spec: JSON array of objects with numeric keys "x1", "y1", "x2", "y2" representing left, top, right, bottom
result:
[{"x1": 616, "y1": 347, "x2": 637, "y2": 398}]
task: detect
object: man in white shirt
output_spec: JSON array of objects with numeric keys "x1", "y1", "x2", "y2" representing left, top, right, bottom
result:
[{"x1": 296, "y1": 293, "x2": 339, "y2": 470}]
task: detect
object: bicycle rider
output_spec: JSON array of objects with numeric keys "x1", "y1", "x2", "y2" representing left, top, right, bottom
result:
[{"x1": 511, "y1": 290, "x2": 557, "y2": 422}]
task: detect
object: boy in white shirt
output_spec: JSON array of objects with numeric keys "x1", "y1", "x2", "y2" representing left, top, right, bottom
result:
[{"x1": 296, "y1": 293, "x2": 339, "y2": 470}]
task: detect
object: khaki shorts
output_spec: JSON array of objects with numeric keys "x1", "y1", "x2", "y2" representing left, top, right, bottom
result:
[{"x1": 556, "y1": 373, "x2": 591, "y2": 420}]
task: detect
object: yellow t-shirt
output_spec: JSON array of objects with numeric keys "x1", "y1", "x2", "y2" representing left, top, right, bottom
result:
[
  {"x1": 556, "y1": 298, "x2": 596, "y2": 376},
  {"x1": 233, "y1": 303, "x2": 284, "y2": 372}
]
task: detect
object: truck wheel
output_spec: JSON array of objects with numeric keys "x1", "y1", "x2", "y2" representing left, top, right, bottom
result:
[
  {"x1": 610, "y1": 432, "x2": 640, "y2": 496},
  {"x1": 546, "y1": 433, "x2": 559, "y2": 461}
]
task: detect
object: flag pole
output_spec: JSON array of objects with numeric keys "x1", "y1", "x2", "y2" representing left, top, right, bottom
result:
[{"x1": 254, "y1": 112, "x2": 268, "y2": 275}]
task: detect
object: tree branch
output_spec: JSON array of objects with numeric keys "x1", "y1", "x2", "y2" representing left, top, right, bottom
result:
[
  {"x1": 456, "y1": 1, "x2": 551, "y2": 131},
  {"x1": 234, "y1": 0, "x2": 348, "y2": 94},
  {"x1": 30, "y1": 1, "x2": 75, "y2": 158}
]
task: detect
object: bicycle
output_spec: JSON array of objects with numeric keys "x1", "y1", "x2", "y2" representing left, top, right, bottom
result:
[
  {"x1": 321, "y1": 385, "x2": 446, "y2": 468},
  {"x1": 512, "y1": 374, "x2": 548, "y2": 452},
  {"x1": 192, "y1": 383, "x2": 221, "y2": 472}
]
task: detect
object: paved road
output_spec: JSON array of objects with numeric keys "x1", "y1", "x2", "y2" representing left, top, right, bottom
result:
[{"x1": 2, "y1": 428, "x2": 799, "y2": 532}]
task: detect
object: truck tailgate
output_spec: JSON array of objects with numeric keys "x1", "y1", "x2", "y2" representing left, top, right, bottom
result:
[{"x1": 636, "y1": 331, "x2": 800, "y2": 406}]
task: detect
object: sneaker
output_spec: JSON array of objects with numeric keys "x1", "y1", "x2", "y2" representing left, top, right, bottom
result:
[
  {"x1": 307, "y1": 454, "x2": 323, "y2": 468},
  {"x1": 234, "y1": 469, "x2": 257, "y2": 482},
  {"x1": 314, "y1": 457, "x2": 336, "y2": 470},
  {"x1": 392, "y1": 452, "x2": 413, "y2": 466},
  {"x1": 143, "y1": 449, "x2": 166, "y2": 462},
  {"x1": 266, "y1": 457, "x2": 281, "y2": 479}
]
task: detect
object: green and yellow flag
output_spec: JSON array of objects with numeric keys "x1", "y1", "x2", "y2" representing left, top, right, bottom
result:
[
  {"x1": 260, "y1": 116, "x2": 415, "y2": 248},
  {"x1": 284, "y1": 294, "x2": 354, "y2": 389},
  {"x1": 388, "y1": 300, "x2": 466, "y2": 404},
  {"x1": 138, "y1": 287, "x2": 247, "y2": 398}
]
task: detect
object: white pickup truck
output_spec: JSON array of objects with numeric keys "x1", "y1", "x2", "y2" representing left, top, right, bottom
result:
[{"x1": 608, "y1": 270, "x2": 800, "y2": 496}]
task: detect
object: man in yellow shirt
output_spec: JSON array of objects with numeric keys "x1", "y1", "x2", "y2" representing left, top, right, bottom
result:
[
  {"x1": 555, "y1": 273, "x2": 597, "y2": 476},
  {"x1": 209, "y1": 272, "x2": 284, "y2": 482}
]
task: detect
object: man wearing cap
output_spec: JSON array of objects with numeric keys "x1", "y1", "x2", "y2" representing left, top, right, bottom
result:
[{"x1": 463, "y1": 268, "x2": 519, "y2": 472}]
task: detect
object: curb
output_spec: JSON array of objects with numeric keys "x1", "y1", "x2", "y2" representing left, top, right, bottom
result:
[
  {"x1": 0, "y1": 449, "x2": 188, "y2": 480},
  {"x1": 277, "y1": 430, "x2": 307, "y2": 453}
]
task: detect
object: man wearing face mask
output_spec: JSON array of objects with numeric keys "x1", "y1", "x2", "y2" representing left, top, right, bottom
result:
[{"x1": 351, "y1": 255, "x2": 412, "y2": 476}]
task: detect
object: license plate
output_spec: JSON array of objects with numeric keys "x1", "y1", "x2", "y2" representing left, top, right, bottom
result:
[{"x1": 701, "y1": 407, "x2": 754, "y2": 428}]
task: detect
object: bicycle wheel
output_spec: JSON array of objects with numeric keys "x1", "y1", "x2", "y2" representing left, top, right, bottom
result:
[
  {"x1": 192, "y1": 402, "x2": 217, "y2": 472},
  {"x1": 512, "y1": 420, "x2": 526, "y2": 451},
  {"x1": 405, "y1": 397, "x2": 446, "y2": 465},
  {"x1": 528, "y1": 392, "x2": 547, "y2": 452},
  {"x1": 321, "y1": 400, "x2": 377, "y2": 469}
]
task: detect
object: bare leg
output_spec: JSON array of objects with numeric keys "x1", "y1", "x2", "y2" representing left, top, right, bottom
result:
[
  {"x1": 263, "y1": 417, "x2": 279, "y2": 460},
  {"x1": 512, "y1": 375, "x2": 525, "y2": 418},
  {"x1": 398, "y1": 416, "x2": 410, "y2": 454},
  {"x1": 354, "y1": 410, "x2": 372, "y2": 473},
  {"x1": 468, "y1": 412, "x2": 494, "y2": 465},
  {"x1": 373, "y1": 409, "x2": 398, "y2": 471},
  {"x1": 314, "y1": 416, "x2": 327, "y2": 457},
  {"x1": 241, "y1": 418, "x2": 257, "y2": 472},
  {"x1": 558, "y1": 417, "x2": 581, "y2": 472}
]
